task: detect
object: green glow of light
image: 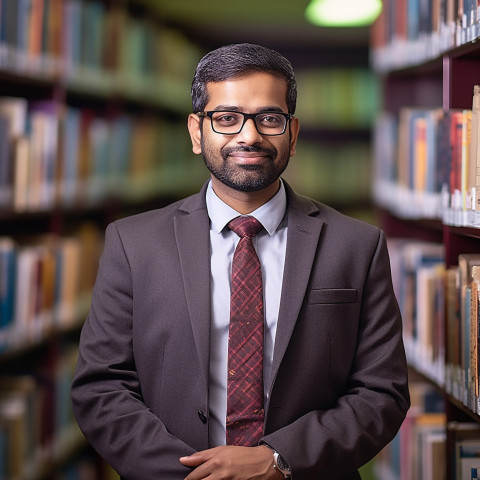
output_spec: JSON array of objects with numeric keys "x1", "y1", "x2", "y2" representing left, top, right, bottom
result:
[{"x1": 305, "y1": 0, "x2": 382, "y2": 27}]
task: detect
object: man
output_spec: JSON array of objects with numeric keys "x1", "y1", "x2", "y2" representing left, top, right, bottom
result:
[{"x1": 71, "y1": 43, "x2": 409, "y2": 480}]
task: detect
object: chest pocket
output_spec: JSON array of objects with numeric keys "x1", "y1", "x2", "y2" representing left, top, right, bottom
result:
[{"x1": 307, "y1": 288, "x2": 357, "y2": 305}]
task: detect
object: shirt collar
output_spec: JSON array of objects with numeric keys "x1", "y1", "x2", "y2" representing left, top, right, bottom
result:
[{"x1": 206, "y1": 179, "x2": 287, "y2": 236}]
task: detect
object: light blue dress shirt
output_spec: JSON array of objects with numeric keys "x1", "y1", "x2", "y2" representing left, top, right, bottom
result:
[{"x1": 206, "y1": 180, "x2": 288, "y2": 446}]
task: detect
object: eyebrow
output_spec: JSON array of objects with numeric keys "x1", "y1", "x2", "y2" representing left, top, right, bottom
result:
[{"x1": 211, "y1": 105, "x2": 286, "y2": 113}]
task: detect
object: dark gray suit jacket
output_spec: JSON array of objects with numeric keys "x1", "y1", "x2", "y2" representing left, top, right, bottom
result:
[{"x1": 71, "y1": 181, "x2": 410, "y2": 479}]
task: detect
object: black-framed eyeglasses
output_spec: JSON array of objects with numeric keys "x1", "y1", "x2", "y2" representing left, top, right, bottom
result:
[{"x1": 196, "y1": 110, "x2": 292, "y2": 136}]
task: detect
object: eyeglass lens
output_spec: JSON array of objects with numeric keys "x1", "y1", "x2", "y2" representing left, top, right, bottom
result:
[{"x1": 211, "y1": 112, "x2": 287, "y2": 135}]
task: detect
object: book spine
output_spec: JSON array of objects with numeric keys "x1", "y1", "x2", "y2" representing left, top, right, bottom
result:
[
  {"x1": 472, "y1": 86, "x2": 480, "y2": 211},
  {"x1": 0, "y1": 238, "x2": 15, "y2": 345},
  {"x1": 472, "y1": 266, "x2": 480, "y2": 409}
]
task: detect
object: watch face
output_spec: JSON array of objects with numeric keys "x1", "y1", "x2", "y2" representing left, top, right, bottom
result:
[
  {"x1": 277, "y1": 455, "x2": 289, "y2": 471},
  {"x1": 275, "y1": 452, "x2": 290, "y2": 475}
]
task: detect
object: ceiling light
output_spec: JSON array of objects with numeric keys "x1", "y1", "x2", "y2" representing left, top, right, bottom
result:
[{"x1": 305, "y1": 0, "x2": 382, "y2": 27}]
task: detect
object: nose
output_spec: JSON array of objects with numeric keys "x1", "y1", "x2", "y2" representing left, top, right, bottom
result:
[{"x1": 236, "y1": 118, "x2": 263, "y2": 145}]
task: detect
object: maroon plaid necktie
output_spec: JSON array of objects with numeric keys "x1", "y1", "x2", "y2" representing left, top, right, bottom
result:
[{"x1": 226, "y1": 215, "x2": 265, "y2": 446}]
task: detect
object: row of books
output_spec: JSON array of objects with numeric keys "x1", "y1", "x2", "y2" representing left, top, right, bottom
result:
[
  {"x1": 387, "y1": 239, "x2": 446, "y2": 387},
  {"x1": 0, "y1": 223, "x2": 101, "y2": 354},
  {"x1": 373, "y1": 379, "x2": 446, "y2": 480},
  {"x1": 388, "y1": 237, "x2": 480, "y2": 416},
  {"x1": 445, "y1": 253, "x2": 480, "y2": 413},
  {"x1": 375, "y1": 378, "x2": 480, "y2": 479},
  {"x1": 373, "y1": 86, "x2": 480, "y2": 226},
  {"x1": 0, "y1": 96, "x2": 205, "y2": 212},
  {"x1": 0, "y1": 0, "x2": 200, "y2": 110},
  {"x1": 295, "y1": 68, "x2": 379, "y2": 129},
  {"x1": 0, "y1": 343, "x2": 81, "y2": 480},
  {"x1": 0, "y1": 93, "x2": 374, "y2": 215},
  {"x1": 371, "y1": 0, "x2": 480, "y2": 72}
]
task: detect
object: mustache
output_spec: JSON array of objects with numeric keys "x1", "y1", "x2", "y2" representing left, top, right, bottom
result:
[{"x1": 222, "y1": 145, "x2": 277, "y2": 159}]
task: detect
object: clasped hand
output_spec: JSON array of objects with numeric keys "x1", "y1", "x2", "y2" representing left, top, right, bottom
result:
[{"x1": 180, "y1": 445, "x2": 283, "y2": 480}]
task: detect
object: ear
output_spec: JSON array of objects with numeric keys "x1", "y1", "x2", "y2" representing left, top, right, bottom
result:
[
  {"x1": 289, "y1": 116, "x2": 300, "y2": 156},
  {"x1": 187, "y1": 113, "x2": 202, "y2": 154}
]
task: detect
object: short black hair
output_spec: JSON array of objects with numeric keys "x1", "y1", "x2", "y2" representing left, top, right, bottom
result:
[{"x1": 191, "y1": 43, "x2": 297, "y2": 114}]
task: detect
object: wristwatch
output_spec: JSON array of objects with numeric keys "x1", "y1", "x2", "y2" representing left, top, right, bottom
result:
[
  {"x1": 266, "y1": 446, "x2": 291, "y2": 478},
  {"x1": 272, "y1": 450, "x2": 291, "y2": 478}
]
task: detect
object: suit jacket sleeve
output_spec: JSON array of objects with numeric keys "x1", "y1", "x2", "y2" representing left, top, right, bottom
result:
[
  {"x1": 262, "y1": 230, "x2": 410, "y2": 480},
  {"x1": 71, "y1": 222, "x2": 196, "y2": 479}
]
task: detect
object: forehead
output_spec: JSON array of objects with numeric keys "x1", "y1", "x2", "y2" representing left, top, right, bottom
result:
[{"x1": 204, "y1": 72, "x2": 288, "y2": 111}]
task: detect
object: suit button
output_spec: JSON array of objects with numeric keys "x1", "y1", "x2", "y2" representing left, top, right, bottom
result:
[{"x1": 198, "y1": 410, "x2": 208, "y2": 424}]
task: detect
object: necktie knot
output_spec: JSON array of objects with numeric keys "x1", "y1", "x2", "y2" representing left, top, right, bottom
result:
[{"x1": 228, "y1": 216, "x2": 263, "y2": 239}]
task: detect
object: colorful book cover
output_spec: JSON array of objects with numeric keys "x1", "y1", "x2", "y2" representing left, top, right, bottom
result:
[{"x1": 0, "y1": 238, "x2": 15, "y2": 335}]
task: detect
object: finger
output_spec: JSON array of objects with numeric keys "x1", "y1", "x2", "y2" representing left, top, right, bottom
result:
[
  {"x1": 181, "y1": 454, "x2": 215, "y2": 480},
  {"x1": 179, "y1": 455, "x2": 204, "y2": 467},
  {"x1": 179, "y1": 448, "x2": 216, "y2": 466}
]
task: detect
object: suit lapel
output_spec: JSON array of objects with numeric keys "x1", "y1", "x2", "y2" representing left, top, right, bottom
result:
[
  {"x1": 174, "y1": 187, "x2": 211, "y2": 384},
  {"x1": 270, "y1": 187, "x2": 324, "y2": 385}
]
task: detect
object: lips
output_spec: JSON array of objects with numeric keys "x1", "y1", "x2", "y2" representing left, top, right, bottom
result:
[
  {"x1": 223, "y1": 147, "x2": 276, "y2": 164},
  {"x1": 229, "y1": 152, "x2": 269, "y2": 164}
]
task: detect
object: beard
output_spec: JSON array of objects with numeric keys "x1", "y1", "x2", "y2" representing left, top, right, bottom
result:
[{"x1": 200, "y1": 137, "x2": 290, "y2": 193}]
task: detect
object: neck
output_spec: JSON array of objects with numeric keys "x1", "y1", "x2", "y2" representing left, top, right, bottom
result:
[{"x1": 211, "y1": 178, "x2": 281, "y2": 214}]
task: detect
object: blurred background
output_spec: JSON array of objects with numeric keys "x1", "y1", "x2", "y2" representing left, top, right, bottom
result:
[{"x1": 2, "y1": 0, "x2": 472, "y2": 478}]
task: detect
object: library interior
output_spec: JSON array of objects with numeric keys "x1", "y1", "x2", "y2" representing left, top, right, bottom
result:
[{"x1": 1, "y1": 0, "x2": 480, "y2": 478}]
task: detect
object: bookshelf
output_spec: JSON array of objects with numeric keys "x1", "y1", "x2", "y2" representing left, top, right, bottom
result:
[
  {"x1": 0, "y1": 0, "x2": 204, "y2": 478},
  {"x1": 371, "y1": 0, "x2": 480, "y2": 478}
]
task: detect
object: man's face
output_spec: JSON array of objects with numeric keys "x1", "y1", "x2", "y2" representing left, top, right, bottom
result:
[{"x1": 188, "y1": 72, "x2": 299, "y2": 194}]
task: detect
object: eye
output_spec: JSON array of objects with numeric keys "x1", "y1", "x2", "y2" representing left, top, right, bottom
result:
[
  {"x1": 258, "y1": 114, "x2": 283, "y2": 127},
  {"x1": 213, "y1": 113, "x2": 241, "y2": 126}
]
